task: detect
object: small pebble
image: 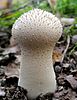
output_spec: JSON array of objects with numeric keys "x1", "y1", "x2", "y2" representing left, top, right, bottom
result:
[
  {"x1": 55, "y1": 66, "x2": 61, "y2": 73},
  {"x1": 0, "y1": 89, "x2": 5, "y2": 96}
]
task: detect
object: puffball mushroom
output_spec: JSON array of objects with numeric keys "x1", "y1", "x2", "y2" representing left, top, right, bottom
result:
[{"x1": 12, "y1": 9, "x2": 62, "y2": 99}]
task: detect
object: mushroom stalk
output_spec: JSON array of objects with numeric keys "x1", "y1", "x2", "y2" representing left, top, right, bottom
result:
[
  {"x1": 19, "y1": 47, "x2": 56, "y2": 99},
  {"x1": 12, "y1": 9, "x2": 62, "y2": 99}
]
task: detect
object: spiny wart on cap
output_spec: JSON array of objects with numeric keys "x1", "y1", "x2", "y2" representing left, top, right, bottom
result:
[
  {"x1": 12, "y1": 9, "x2": 62, "y2": 100},
  {"x1": 12, "y1": 9, "x2": 62, "y2": 47}
]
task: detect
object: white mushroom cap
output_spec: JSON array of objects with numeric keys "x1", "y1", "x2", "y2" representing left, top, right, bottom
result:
[{"x1": 12, "y1": 9, "x2": 62, "y2": 49}]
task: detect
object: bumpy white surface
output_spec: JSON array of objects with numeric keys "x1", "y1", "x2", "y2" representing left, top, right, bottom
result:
[{"x1": 12, "y1": 9, "x2": 62, "y2": 99}]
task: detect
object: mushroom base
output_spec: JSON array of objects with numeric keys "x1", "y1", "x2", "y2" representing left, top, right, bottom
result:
[{"x1": 18, "y1": 48, "x2": 56, "y2": 99}]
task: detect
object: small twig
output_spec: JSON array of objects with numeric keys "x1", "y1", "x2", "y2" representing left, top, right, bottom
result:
[{"x1": 61, "y1": 35, "x2": 70, "y2": 63}]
